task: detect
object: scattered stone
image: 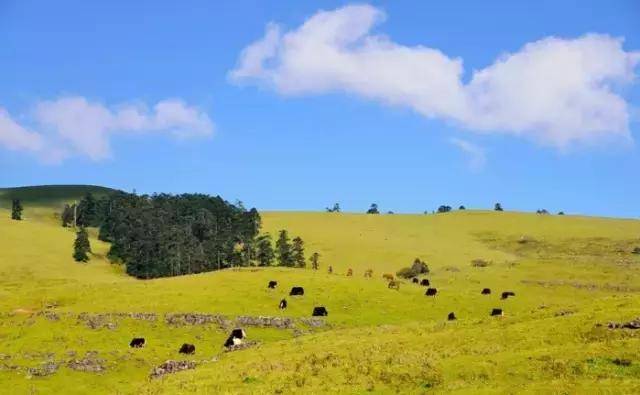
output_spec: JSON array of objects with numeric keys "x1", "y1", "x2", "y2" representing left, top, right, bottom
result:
[
  {"x1": 67, "y1": 355, "x2": 106, "y2": 373},
  {"x1": 224, "y1": 340, "x2": 259, "y2": 352},
  {"x1": 236, "y1": 316, "x2": 294, "y2": 329},
  {"x1": 164, "y1": 313, "x2": 227, "y2": 327},
  {"x1": 27, "y1": 362, "x2": 59, "y2": 377},
  {"x1": 554, "y1": 310, "x2": 575, "y2": 317},
  {"x1": 150, "y1": 360, "x2": 196, "y2": 379},
  {"x1": 607, "y1": 318, "x2": 640, "y2": 330},
  {"x1": 299, "y1": 318, "x2": 327, "y2": 328}
]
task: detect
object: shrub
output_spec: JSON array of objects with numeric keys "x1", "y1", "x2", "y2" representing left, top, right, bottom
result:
[
  {"x1": 632, "y1": 247, "x2": 640, "y2": 255},
  {"x1": 396, "y1": 258, "x2": 429, "y2": 279},
  {"x1": 471, "y1": 259, "x2": 490, "y2": 267}
]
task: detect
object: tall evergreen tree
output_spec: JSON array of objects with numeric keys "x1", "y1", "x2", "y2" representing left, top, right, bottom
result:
[
  {"x1": 292, "y1": 236, "x2": 305, "y2": 268},
  {"x1": 11, "y1": 199, "x2": 23, "y2": 220},
  {"x1": 77, "y1": 192, "x2": 98, "y2": 226},
  {"x1": 275, "y1": 229, "x2": 292, "y2": 267},
  {"x1": 366, "y1": 203, "x2": 379, "y2": 214},
  {"x1": 310, "y1": 252, "x2": 320, "y2": 270},
  {"x1": 73, "y1": 227, "x2": 91, "y2": 262},
  {"x1": 255, "y1": 234, "x2": 275, "y2": 266},
  {"x1": 61, "y1": 204, "x2": 75, "y2": 227},
  {"x1": 494, "y1": 203, "x2": 504, "y2": 211}
]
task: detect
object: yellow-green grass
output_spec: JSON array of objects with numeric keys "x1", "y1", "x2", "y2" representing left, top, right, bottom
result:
[{"x1": 0, "y1": 201, "x2": 639, "y2": 394}]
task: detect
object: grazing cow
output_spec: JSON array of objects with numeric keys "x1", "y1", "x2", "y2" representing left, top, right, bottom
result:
[
  {"x1": 179, "y1": 343, "x2": 196, "y2": 354},
  {"x1": 420, "y1": 279, "x2": 430, "y2": 287},
  {"x1": 481, "y1": 288, "x2": 491, "y2": 295},
  {"x1": 279, "y1": 299, "x2": 287, "y2": 310},
  {"x1": 388, "y1": 280, "x2": 400, "y2": 290},
  {"x1": 491, "y1": 308, "x2": 503, "y2": 316},
  {"x1": 129, "y1": 338, "x2": 145, "y2": 348},
  {"x1": 425, "y1": 288, "x2": 437, "y2": 296},
  {"x1": 268, "y1": 280, "x2": 278, "y2": 289},
  {"x1": 224, "y1": 328, "x2": 247, "y2": 347},
  {"x1": 412, "y1": 278, "x2": 419, "y2": 284},
  {"x1": 382, "y1": 273, "x2": 394, "y2": 282},
  {"x1": 312, "y1": 306, "x2": 328, "y2": 316},
  {"x1": 447, "y1": 312, "x2": 457, "y2": 321},
  {"x1": 290, "y1": 286, "x2": 305, "y2": 296},
  {"x1": 364, "y1": 269, "x2": 373, "y2": 278},
  {"x1": 501, "y1": 291, "x2": 516, "y2": 300},
  {"x1": 347, "y1": 268, "x2": 353, "y2": 277},
  {"x1": 328, "y1": 265, "x2": 333, "y2": 274}
]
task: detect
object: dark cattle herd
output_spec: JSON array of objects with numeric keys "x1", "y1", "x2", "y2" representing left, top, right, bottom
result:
[{"x1": 128, "y1": 266, "x2": 514, "y2": 359}]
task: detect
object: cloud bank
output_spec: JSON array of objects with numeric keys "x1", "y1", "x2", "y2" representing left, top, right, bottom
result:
[
  {"x1": 231, "y1": 4, "x2": 640, "y2": 148},
  {"x1": 0, "y1": 97, "x2": 214, "y2": 162}
]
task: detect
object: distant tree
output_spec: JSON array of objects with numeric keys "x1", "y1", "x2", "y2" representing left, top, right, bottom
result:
[
  {"x1": 73, "y1": 227, "x2": 91, "y2": 262},
  {"x1": 275, "y1": 230, "x2": 293, "y2": 267},
  {"x1": 255, "y1": 234, "x2": 275, "y2": 266},
  {"x1": 366, "y1": 203, "x2": 379, "y2": 214},
  {"x1": 77, "y1": 192, "x2": 98, "y2": 226},
  {"x1": 291, "y1": 236, "x2": 305, "y2": 268},
  {"x1": 387, "y1": 211, "x2": 394, "y2": 214},
  {"x1": 11, "y1": 199, "x2": 23, "y2": 220},
  {"x1": 558, "y1": 211, "x2": 565, "y2": 215},
  {"x1": 61, "y1": 204, "x2": 75, "y2": 227},
  {"x1": 459, "y1": 205, "x2": 466, "y2": 210},
  {"x1": 536, "y1": 209, "x2": 549, "y2": 215},
  {"x1": 437, "y1": 205, "x2": 452, "y2": 213},
  {"x1": 310, "y1": 252, "x2": 320, "y2": 270},
  {"x1": 494, "y1": 203, "x2": 503, "y2": 211},
  {"x1": 326, "y1": 203, "x2": 341, "y2": 213}
]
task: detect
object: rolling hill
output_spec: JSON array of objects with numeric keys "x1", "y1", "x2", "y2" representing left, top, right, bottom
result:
[{"x1": 0, "y1": 186, "x2": 639, "y2": 393}]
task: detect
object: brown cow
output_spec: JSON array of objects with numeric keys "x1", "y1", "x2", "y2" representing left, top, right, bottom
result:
[
  {"x1": 382, "y1": 273, "x2": 394, "y2": 282},
  {"x1": 364, "y1": 269, "x2": 373, "y2": 278},
  {"x1": 388, "y1": 280, "x2": 400, "y2": 290},
  {"x1": 328, "y1": 265, "x2": 333, "y2": 274},
  {"x1": 347, "y1": 268, "x2": 353, "y2": 276}
]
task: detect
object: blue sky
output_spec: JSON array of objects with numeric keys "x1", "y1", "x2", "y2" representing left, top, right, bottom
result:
[{"x1": 1, "y1": 0, "x2": 639, "y2": 217}]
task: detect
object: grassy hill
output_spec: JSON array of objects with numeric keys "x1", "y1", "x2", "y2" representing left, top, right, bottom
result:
[{"x1": 0, "y1": 188, "x2": 639, "y2": 393}]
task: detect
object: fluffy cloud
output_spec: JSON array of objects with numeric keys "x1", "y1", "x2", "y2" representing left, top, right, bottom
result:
[
  {"x1": 0, "y1": 97, "x2": 214, "y2": 162},
  {"x1": 449, "y1": 138, "x2": 486, "y2": 171},
  {"x1": 231, "y1": 4, "x2": 640, "y2": 148}
]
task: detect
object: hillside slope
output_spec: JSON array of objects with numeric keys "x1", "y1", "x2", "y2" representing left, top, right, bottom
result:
[{"x1": 0, "y1": 197, "x2": 639, "y2": 393}]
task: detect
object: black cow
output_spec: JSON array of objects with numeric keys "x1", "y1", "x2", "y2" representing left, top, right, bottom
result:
[
  {"x1": 179, "y1": 343, "x2": 195, "y2": 354},
  {"x1": 447, "y1": 312, "x2": 457, "y2": 321},
  {"x1": 501, "y1": 291, "x2": 516, "y2": 299},
  {"x1": 224, "y1": 328, "x2": 247, "y2": 347},
  {"x1": 491, "y1": 308, "x2": 503, "y2": 316},
  {"x1": 268, "y1": 280, "x2": 277, "y2": 289},
  {"x1": 425, "y1": 288, "x2": 437, "y2": 296},
  {"x1": 129, "y1": 338, "x2": 145, "y2": 348},
  {"x1": 312, "y1": 306, "x2": 328, "y2": 316},
  {"x1": 420, "y1": 279, "x2": 430, "y2": 286},
  {"x1": 290, "y1": 287, "x2": 304, "y2": 296},
  {"x1": 279, "y1": 299, "x2": 287, "y2": 309},
  {"x1": 481, "y1": 288, "x2": 491, "y2": 295},
  {"x1": 412, "y1": 278, "x2": 419, "y2": 284}
]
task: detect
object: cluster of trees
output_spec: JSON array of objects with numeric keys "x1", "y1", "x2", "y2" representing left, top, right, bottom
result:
[
  {"x1": 254, "y1": 230, "x2": 319, "y2": 269},
  {"x1": 66, "y1": 191, "x2": 262, "y2": 278},
  {"x1": 325, "y1": 203, "x2": 341, "y2": 213},
  {"x1": 367, "y1": 203, "x2": 380, "y2": 214},
  {"x1": 11, "y1": 199, "x2": 22, "y2": 220}
]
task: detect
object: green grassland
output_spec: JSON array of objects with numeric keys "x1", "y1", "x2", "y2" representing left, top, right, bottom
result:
[{"x1": 0, "y1": 186, "x2": 639, "y2": 393}]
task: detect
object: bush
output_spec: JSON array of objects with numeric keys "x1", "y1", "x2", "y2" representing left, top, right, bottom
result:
[
  {"x1": 396, "y1": 258, "x2": 429, "y2": 279},
  {"x1": 632, "y1": 247, "x2": 640, "y2": 255},
  {"x1": 471, "y1": 259, "x2": 491, "y2": 267}
]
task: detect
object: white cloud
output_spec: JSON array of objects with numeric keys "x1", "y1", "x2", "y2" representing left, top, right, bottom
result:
[
  {"x1": 449, "y1": 138, "x2": 486, "y2": 171},
  {"x1": 0, "y1": 108, "x2": 44, "y2": 152},
  {"x1": 0, "y1": 97, "x2": 214, "y2": 162},
  {"x1": 231, "y1": 4, "x2": 640, "y2": 148}
]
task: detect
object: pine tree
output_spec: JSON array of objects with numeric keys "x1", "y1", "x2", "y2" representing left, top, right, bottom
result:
[
  {"x1": 366, "y1": 203, "x2": 379, "y2": 214},
  {"x1": 11, "y1": 199, "x2": 23, "y2": 220},
  {"x1": 494, "y1": 203, "x2": 503, "y2": 211},
  {"x1": 275, "y1": 230, "x2": 292, "y2": 266},
  {"x1": 73, "y1": 227, "x2": 91, "y2": 262},
  {"x1": 310, "y1": 252, "x2": 320, "y2": 270},
  {"x1": 256, "y1": 234, "x2": 275, "y2": 266},
  {"x1": 291, "y1": 236, "x2": 305, "y2": 268},
  {"x1": 61, "y1": 204, "x2": 75, "y2": 227}
]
